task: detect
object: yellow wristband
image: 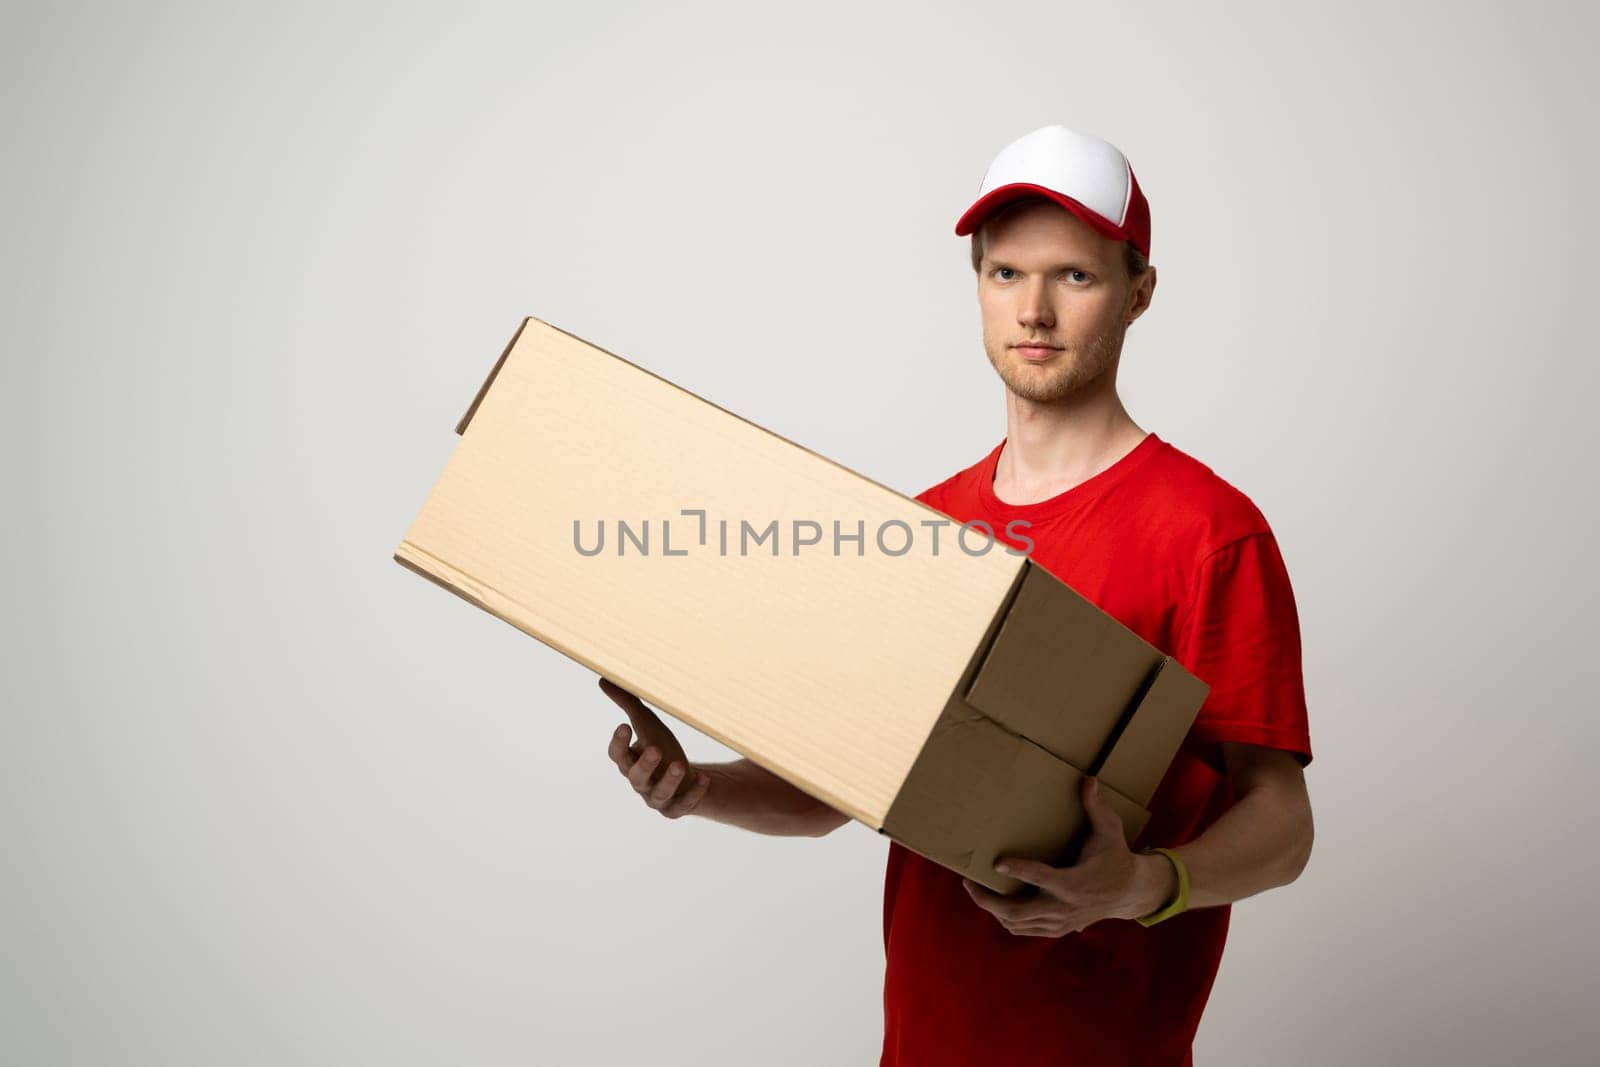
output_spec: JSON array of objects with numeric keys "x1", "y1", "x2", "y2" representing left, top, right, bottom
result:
[{"x1": 1135, "y1": 847, "x2": 1190, "y2": 927}]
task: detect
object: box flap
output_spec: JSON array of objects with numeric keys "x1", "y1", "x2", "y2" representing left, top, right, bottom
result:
[
  {"x1": 955, "y1": 732, "x2": 1150, "y2": 894},
  {"x1": 1093, "y1": 656, "x2": 1210, "y2": 807},
  {"x1": 964, "y1": 560, "x2": 1165, "y2": 768},
  {"x1": 883, "y1": 709, "x2": 1149, "y2": 894}
]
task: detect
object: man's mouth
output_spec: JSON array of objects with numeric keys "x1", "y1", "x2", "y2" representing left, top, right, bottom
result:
[{"x1": 1013, "y1": 343, "x2": 1063, "y2": 360}]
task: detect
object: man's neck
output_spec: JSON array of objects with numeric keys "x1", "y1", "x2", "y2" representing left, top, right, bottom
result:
[{"x1": 993, "y1": 396, "x2": 1146, "y2": 507}]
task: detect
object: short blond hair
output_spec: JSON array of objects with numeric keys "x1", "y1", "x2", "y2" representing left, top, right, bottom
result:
[{"x1": 969, "y1": 195, "x2": 1149, "y2": 279}]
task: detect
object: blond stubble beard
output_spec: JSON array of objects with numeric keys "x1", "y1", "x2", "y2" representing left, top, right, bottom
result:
[{"x1": 983, "y1": 324, "x2": 1125, "y2": 403}]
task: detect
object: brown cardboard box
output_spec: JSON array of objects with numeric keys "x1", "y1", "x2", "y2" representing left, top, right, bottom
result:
[{"x1": 395, "y1": 317, "x2": 1209, "y2": 893}]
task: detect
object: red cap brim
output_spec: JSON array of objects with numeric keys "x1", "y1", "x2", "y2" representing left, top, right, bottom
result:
[{"x1": 954, "y1": 182, "x2": 1135, "y2": 249}]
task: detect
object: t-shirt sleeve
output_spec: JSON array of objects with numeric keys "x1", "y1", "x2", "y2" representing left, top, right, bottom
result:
[{"x1": 1173, "y1": 530, "x2": 1314, "y2": 772}]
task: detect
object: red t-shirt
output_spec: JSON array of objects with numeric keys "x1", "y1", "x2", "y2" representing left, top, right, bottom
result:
[{"x1": 881, "y1": 430, "x2": 1313, "y2": 1066}]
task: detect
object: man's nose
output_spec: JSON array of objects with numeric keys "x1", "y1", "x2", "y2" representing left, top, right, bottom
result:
[{"x1": 1019, "y1": 279, "x2": 1054, "y2": 328}]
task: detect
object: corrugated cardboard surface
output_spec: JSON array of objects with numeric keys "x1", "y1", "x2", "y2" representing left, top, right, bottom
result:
[
  {"x1": 397, "y1": 316, "x2": 1210, "y2": 895},
  {"x1": 968, "y1": 562, "x2": 1160, "y2": 768},
  {"x1": 397, "y1": 317, "x2": 1026, "y2": 828}
]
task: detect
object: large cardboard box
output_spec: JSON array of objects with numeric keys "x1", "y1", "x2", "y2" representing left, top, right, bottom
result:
[{"x1": 396, "y1": 317, "x2": 1209, "y2": 893}]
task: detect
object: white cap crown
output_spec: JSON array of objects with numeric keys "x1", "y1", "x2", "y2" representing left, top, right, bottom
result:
[{"x1": 978, "y1": 125, "x2": 1133, "y2": 227}]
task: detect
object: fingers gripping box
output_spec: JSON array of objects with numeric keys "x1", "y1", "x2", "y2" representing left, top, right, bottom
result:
[{"x1": 395, "y1": 317, "x2": 1209, "y2": 893}]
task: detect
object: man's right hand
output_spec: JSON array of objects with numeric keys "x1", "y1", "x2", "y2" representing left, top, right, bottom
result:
[{"x1": 600, "y1": 677, "x2": 712, "y2": 819}]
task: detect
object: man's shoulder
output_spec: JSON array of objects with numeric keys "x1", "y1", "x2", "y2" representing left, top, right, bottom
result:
[{"x1": 1139, "y1": 435, "x2": 1276, "y2": 553}]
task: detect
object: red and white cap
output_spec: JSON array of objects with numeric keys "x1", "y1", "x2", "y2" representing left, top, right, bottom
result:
[{"x1": 954, "y1": 124, "x2": 1151, "y2": 258}]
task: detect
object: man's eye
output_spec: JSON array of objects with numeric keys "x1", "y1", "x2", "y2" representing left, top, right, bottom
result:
[
  {"x1": 993, "y1": 268, "x2": 1016, "y2": 281},
  {"x1": 1066, "y1": 270, "x2": 1090, "y2": 284}
]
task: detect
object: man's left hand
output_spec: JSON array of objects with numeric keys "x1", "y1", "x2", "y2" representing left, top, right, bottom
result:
[{"x1": 962, "y1": 776, "x2": 1173, "y2": 937}]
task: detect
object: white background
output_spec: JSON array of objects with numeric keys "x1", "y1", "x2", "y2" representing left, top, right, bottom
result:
[{"x1": 4, "y1": 2, "x2": 1596, "y2": 1063}]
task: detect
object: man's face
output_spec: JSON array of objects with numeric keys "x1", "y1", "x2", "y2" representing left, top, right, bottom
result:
[{"x1": 976, "y1": 201, "x2": 1150, "y2": 404}]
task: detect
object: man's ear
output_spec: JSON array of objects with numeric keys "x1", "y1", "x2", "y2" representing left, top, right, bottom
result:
[{"x1": 1126, "y1": 265, "x2": 1157, "y2": 325}]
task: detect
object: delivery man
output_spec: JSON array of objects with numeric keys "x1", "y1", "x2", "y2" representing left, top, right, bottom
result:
[{"x1": 597, "y1": 124, "x2": 1315, "y2": 1066}]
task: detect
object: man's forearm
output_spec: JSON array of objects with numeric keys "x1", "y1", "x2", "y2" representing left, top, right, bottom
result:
[
  {"x1": 1133, "y1": 779, "x2": 1315, "y2": 914},
  {"x1": 691, "y1": 758, "x2": 849, "y2": 837}
]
